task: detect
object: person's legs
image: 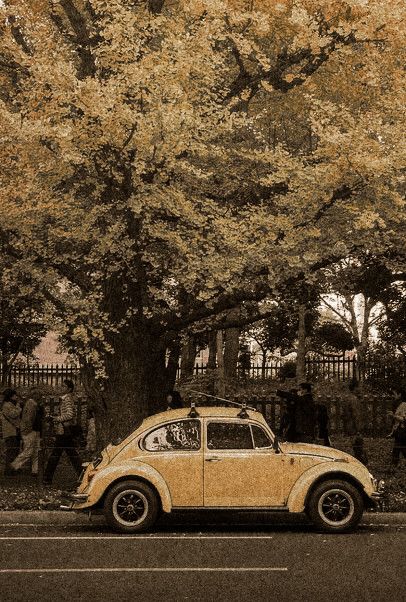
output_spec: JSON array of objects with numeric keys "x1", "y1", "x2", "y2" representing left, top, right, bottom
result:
[
  {"x1": 65, "y1": 436, "x2": 83, "y2": 475},
  {"x1": 11, "y1": 432, "x2": 37, "y2": 471},
  {"x1": 391, "y1": 444, "x2": 400, "y2": 466},
  {"x1": 43, "y1": 435, "x2": 64, "y2": 484},
  {"x1": 31, "y1": 432, "x2": 41, "y2": 475},
  {"x1": 4, "y1": 436, "x2": 20, "y2": 474}
]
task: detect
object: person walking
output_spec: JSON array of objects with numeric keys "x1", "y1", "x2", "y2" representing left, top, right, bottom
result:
[
  {"x1": 166, "y1": 390, "x2": 184, "y2": 410},
  {"x1": 295, "y1": 382, "x2": 317, "y2": 444},
  {"x1": 315, "y1": 403, "x2": 331, "y2": 447},
  {"x1": 387, "y1": 388, "x2": 406, "y2": 467},
  {"x1": 43, "y1": 379, "x2": 82, "y2": 486},
  {"x1": 11, "y1": 388, "x2": 43, "y2": 476},
  {"x1": 277, "y1": 388, "x2": 298, "y2": 442},
  {"x1": 1, "y1": 389, "x2": 22, "y2": 476}
]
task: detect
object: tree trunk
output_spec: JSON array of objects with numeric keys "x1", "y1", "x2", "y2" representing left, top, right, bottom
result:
[
  {"x1": 356, "y1": 297, "x2": 373, "y2": 381},
  {"x1": 84, "y1": 328, "x2": 169, "y2": 449},
  {"x1": 180, "y1": 336, "x2": 197, "y2": 379},
  {"x1": 165, "y1": 338, "x2": 180, "y2": 391},
  {"x1": 223, "y1": 318, "x2": 240, "y2": 380},
  {"x1": 1, "y1": 355, "x2": 8, "y2": 386},
  {"x1": 261, "y1": 349, "x2": 267, "y2": 379},
  {"x1": 207, "y1": 331, "x2": 217, "y2": 370},
  {"x1": 296, "y1": 304, "x2": 306, "y2": 382},
  {"x1": 215, "y1": 330, "x2": 225, "y2": 398}
]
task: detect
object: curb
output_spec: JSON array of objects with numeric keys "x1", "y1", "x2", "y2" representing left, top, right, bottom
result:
[{"x1": 0, "y1": 511, "x2": 404, "y2": 527}]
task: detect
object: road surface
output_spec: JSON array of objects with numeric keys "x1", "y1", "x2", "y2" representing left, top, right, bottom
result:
[{"x1": 0, "y1": 512, "x2": 404, "y2": 602}]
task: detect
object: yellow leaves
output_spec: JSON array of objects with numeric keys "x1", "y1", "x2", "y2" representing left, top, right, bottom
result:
[
  {"x1": 0, "y1": 0, "x2": 404, "y2": 375},
  {"x1": 353, "y1": 211, "x2": 387, "y2": 231}
]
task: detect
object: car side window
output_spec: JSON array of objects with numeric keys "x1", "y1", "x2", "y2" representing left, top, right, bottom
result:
[
  {"x1": 251, "y1": 425, "x2": 272, "y2": 448},
  {"x1": 207, "y1": 422, "x2": 253, "y2": 450},
  {"x1": 143, "y1": 420, "x2": 201, "y2": 451}
]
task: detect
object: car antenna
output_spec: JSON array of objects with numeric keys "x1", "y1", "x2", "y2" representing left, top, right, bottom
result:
[{"x1": 188, "y1": 390, "x2": 256, "y2": 412}]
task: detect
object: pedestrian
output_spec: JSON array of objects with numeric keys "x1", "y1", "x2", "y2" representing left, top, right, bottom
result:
[
  {"x1": 315, "y1": 402, "x2": 331, "y2": 447},
  {"x1": 295, "y1": 382, "x2": 317, "y2": 444},
  {"x1": 10, "y1": 388, "x2": 44, "y2": 476},
  {"x1": 347, "y1": 379, "x2": 362, "y2": 434},
  {"x1": 276, "y1": 388, "x2": 298, "y2": 442},
  {"x1": 352, "y1": 432, "x2": 368, "y2": 466},
  {"x1": 387, "y1": 388, "x2": 406, "y2": 467},
  {"x1": 1, "y1": 389, "x2": 22, "y2": 476},
  {"x1": 166, "y1": 390, "x2": 184, "y2": 410},
  {"x1": 43, "y1": 379, "x2": 82, "y2": 486}
]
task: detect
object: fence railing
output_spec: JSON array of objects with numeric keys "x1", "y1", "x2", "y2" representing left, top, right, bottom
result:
[
  {"x1": 183, "y1": 355, "x2": 406, "y2": 382},
  {"x1": 0, "y1": 393, "x2": 394, "y2": 485},
  {"x1": 1, "y1": 356, "x2": 405, "y2": 388},
  {"x1": 0, "y1": 364, "x2": 81, "y2": 388}
]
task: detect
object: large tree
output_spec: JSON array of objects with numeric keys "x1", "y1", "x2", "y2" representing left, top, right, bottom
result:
[{"x1": 0, "y1": 0, "x2": 405, "y2": 442}]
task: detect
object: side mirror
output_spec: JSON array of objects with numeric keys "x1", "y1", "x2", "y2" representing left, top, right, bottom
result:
[{"x1": 273, "y1": 435, "x2": 281, "y2": 454}]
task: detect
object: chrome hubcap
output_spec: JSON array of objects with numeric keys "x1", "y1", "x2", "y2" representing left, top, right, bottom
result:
[
  {"x1": 318, "y1": 489, "x2": 355, "y2": 526},
  {"x1": 113, "y1": 490, "x2": 148, "y2": 526}
]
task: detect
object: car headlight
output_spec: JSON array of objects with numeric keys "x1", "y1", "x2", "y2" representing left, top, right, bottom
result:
[
  {"x1": 377, "y1": 479, "x2": 385, "y2": 493},
  {"x1": 370, "y1": 474, "x2": 385, "y2": 493}
]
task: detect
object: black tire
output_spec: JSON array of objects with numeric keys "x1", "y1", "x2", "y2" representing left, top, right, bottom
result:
[
  {"x1": 104, "y1": 480, "x2": 159, "y2": 533},
  {"x1": 307, "y1": 479, "x2": 364, "y2": 533}
]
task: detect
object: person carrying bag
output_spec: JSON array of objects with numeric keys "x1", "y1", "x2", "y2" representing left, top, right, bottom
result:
[
  {"x1": 43, "y1": 379, "x2": 82, "y2": 486},
  {"x1": 1, "y1": 389, "x2": 22, "y2": 476}
]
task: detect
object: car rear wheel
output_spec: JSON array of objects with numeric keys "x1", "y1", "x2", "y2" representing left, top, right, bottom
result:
[
  {"x1": 104, "y1": 480, "x2": 159, "y2": 533},
  {"x1": 307, "y1": 479, "x2": 364, "y2": 533}
]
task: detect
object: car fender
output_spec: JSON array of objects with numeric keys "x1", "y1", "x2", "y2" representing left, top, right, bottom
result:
[
  {"x1": 75, "y1": 460, "x2": 172, "y2": 512},
  {"x1": 287, "y1": 461, "x2": 373, "y2": 513}
]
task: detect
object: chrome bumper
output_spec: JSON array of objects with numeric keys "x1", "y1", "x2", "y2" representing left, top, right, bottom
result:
[{"x1": 60, "y1": 492, "x2": 89, "y2": 511}]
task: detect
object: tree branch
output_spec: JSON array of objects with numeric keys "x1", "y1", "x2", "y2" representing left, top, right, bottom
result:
[{"x1": 58, "y1": 0, "x2": 97, "y2": 79}]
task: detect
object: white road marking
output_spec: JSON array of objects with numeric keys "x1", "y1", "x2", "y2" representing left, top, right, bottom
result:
[
  {"x1": 0, "y1": 535, "x2": 277, "y2": 540},
  {"x1": 0, "y1": 567, "x2": 288, "y2": 573}
]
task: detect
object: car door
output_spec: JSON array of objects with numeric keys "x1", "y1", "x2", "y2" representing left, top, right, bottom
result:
[
  {"x1": 203, "y1": 419, "x2": 286, "y2": 508},
  {"x1": 139, "y1": 418, "x2": 203, "y2": 507}
]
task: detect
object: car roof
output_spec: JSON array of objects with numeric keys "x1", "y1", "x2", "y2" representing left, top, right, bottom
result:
[
  {"x1": 134, "y1": 406, "x2": 265, "y2": 433},
  {"x1": 112, "y1": 406, "x2": 269, "y2": 452}
]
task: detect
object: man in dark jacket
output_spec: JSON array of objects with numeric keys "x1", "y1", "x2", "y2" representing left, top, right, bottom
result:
[
  {"x1": 277, "y1": 388, "x2": 298, "y2": 442},
  {"x1": 295, "y1": 382, "x2": 317, "y2": 443}
]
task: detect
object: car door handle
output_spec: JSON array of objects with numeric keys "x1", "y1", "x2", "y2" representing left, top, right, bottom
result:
[{"x1": 205, "y1": 457, "x2": 221, "y2": 462}]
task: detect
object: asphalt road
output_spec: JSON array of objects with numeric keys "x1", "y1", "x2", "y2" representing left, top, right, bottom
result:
[{"x1": 0, "y1": 513, "x2": 404, "y2": 602}]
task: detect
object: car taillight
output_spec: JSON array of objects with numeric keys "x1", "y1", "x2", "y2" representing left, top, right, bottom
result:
[
  {"x1": 92, "y1": 454, "x2": 103, "y2": 468},
  {"x1": 87, "y1": 470, "x2": 97, "y2": 482}
]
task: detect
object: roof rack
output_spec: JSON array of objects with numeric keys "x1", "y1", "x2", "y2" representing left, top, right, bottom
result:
[
  {"x1": 188, "y1": 402, "x2": 200, "y2": 418},
  {"x1": 188, "y1": 390, "x2": 256, "y2": 413}
]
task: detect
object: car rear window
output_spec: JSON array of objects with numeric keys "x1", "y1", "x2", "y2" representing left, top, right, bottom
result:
[
  {"x1": 143, "y1": 419, "x2": 201, "y2": 451},
  {"x1": 251, "y1": 425, "x2": 272, "y2": 448},
  {"x1": 207, "y1": 422, "x2": 253, "y2": 450}
]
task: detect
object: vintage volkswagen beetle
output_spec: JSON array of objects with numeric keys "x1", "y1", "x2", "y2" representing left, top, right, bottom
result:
[{"x1": 63, "y1": 406, "x2": 384, "y2": 533}]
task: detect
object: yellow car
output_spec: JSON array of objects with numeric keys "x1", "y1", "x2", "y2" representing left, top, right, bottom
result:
[{"x1": 64, "y1": 406, "x2": 384, "y2": 533}]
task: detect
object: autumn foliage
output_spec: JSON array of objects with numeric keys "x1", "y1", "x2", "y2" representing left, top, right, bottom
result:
[{"x1": 0, "y1": 0, "x2": 405, "y2": 441}]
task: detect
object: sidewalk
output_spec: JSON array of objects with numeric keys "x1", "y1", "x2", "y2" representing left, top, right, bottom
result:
[{"x1": 0, "y1": 510, "x2": 404, "y2": 527}]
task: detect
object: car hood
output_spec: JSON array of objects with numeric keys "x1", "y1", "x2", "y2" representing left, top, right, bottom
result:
[{"x1": 281, "y1": 442, "x2": 355, "y2": 463}]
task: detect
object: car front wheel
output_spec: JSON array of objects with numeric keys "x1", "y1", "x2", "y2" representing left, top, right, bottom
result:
[
  {"x1": 307, "y1": 479, "x2": 364, "y2": 533},
  {"x1": 104, "y1": 480, "x2": 159, "y2": 533}
]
